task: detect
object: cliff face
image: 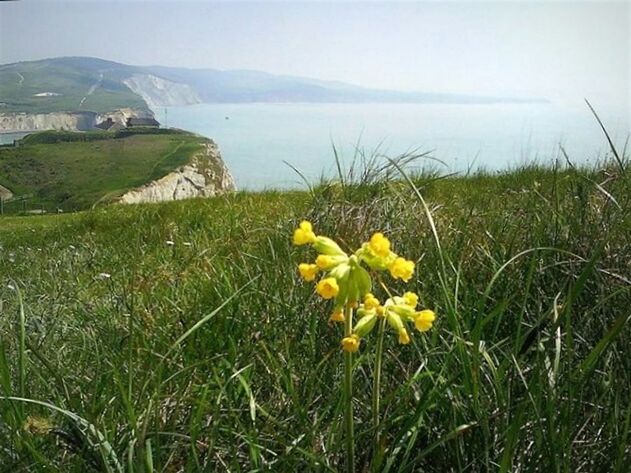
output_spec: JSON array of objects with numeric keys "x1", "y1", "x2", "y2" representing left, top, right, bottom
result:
[
  {"x1": 118, "y1": 139, "x2": 235, "y2": 204},
  {"x1": 123, "y1": 74, "x2": 201, "y2": 107},
  {"x1": 0, "y1": 108, "x2": 152, "y2": 133},
  {"x1": 0, "y1": 111, "x2": 97, "y2": 132}
]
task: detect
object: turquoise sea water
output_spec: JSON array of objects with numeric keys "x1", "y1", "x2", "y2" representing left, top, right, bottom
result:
[{"x1": 157, "y1": 103, "x2": 629, "y2": 190}]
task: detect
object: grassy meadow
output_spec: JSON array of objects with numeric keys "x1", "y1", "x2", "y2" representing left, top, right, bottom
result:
[
  {"x1": 0, "y1": 153, "x2": 630, "y2": 471},
  {"x1": 0, "y1": 130, "x2": 204, "y2": 212}
]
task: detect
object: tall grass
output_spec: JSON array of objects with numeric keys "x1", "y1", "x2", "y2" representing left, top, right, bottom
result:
[{"x1": 0, "y1": 146, "x2": 629, "y2": 471}]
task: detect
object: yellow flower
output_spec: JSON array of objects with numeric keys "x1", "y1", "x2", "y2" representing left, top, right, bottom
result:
[
  {"x1": 403, "y1": 291, "x2": 418, "y2": 308},
  {"x1": 398, "y1": 328, "x2": 411, "y2": 345},
  {"x1": 388, "y1": 257, "x2": 415, "y2": 282},
  {"x1": 342, "y1": 334, "x2": 360, "y2": 352},
  {"x1": 368, "y1": 232, "x2": 391, "y2": 258},
  {"x1": 293, "y1": 221, "x2": 317, "y2": 245},
  {"x1": 364, "y1": 293, "x2": 381, "y2": 311},
  {"x1": 415, "y1": 310, "x2": 436, "y2": 332},
  {"x1": 298, "y1": 263, "x2": 319, "y2": 282},
  {"x1": 330, "y1": 309, "x2": 345, "y2": 323},
  {"x1": 316, "y1": 277, "x2": 339, "y2": 299}
]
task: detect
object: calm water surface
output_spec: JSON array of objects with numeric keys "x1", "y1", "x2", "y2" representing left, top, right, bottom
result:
[{"x1": 157, "y1": 103, "x2": 629, "y2": 190}]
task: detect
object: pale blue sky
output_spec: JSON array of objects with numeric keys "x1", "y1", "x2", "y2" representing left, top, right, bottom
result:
[{"x1": 1, "y1": 1, "x2": 629, "y2": 107}]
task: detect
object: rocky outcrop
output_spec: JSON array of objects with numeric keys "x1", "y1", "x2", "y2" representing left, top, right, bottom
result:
[
  {"x1": 95, "y1": 108, "x2": 155, "y2": 127},
  {"x1": 0, "y1": 111, "x2": 97, "y2": 132},
  {"x1": 118, "y1": 139, "x2": 235, "y2": 204},
  {"x1": 123, "y1": 74, "x2": 201, "y2": 107}
]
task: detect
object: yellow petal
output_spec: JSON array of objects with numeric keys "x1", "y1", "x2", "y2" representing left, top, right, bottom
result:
[
  {"x1": 388, "y1": 257, "x2": 415, "y2": 282},
  {"x1": 342, "y1": 335, "x2": 360, "y2": 353},
  {"x1": 415, "y1": 310, "x2": 436, "y2": 332},
  {"x1": 298, "y1": 263, "x2": 318, "y2": 282},
  {"x1": 316, "y1": 277, "x2": 339, "y2": 299},
  {"x1": 368, "y1": 232, "x2": 391, "y2": 257}
]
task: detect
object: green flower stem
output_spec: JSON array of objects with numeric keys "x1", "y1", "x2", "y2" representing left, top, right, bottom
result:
[
  {"x1": 343, "y1": 305, "x2": 355, "y2": 473},
  {"x1": 372, "y1": 316, "x2": 387, "y2": 455}
]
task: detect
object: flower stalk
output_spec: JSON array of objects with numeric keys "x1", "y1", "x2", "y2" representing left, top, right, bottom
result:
[
  {"x1": 372, "y1": 316, "x2": 386, "y2": 456},
  {"x1": 343, "y1": 304, "x2": 355, "y2": 473}
]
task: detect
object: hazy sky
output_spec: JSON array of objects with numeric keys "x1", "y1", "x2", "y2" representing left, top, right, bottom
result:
[{"x1": 1, "y1": 1, "x2": 629, "y2": 107}]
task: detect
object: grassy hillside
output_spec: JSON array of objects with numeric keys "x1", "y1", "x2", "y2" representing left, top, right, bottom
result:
[
  {"x1": 0, "y1": 129, "x2": 204, "y2": 211},
  {"x1": 0, "y1": 159, "x2": 629, "y2": 471},
  {"x1": 0, "y1": 57, "x2": 147, "y2": 113}
]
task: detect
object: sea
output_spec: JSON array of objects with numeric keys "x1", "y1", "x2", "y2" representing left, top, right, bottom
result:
[
  {"x1": 155, "y1": 103, "x2": 629, "y2": 190},
  {"x1": 2, "y1": 103, "x2": 628, "y2": 190}
]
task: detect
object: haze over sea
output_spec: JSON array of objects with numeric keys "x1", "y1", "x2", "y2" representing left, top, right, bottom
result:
[{"x1": 155, "y1": 102, "x2": 629, "y2": 190}]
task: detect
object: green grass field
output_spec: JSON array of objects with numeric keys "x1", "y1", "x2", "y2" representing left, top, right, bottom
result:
[
  {"x1": 0, "y1": 130, "x2": 204, "y2": 211},
  {"x1": 0, "y1": 153, "x2": 629, "y2": 471}
]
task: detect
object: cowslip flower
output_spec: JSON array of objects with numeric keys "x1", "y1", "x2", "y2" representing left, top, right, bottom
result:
[
  {"x1": 292, "y1": 221, "x2": 424, "y2": 350},
  {"x1": 356, "y1": 233, "x2": 416, "y2": 282},
  {"x1": 414, "y1": 309, "x2": 436, "y2": 332},
  {"x1": 293, "y1": 221, "x2": 317, "y2": 245},
  {"x1": 316, "y1": 277, "x2": 340, "y2": 299},
  {"x1": 298, "y1": 263, "x2": 319, "y2": 282},
  {"x1": 388, "y1": 257, "x2": 415, "y2": 282},
  {"x1": 351, "y1": 292, "x2": 436, "y2": 349},
  {"x1": 342, "y1": 334, "x2": 361, "y2": 353},
  {"x1": 368, "y1": 232, "x2": 391, "y2": 257}
]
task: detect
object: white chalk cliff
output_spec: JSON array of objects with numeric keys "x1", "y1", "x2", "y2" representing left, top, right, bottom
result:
[
  {"x1": 118, "y1": 139, "x2": 235, "y2": 204},
  {"x1": 123, "y1": 74, "x2": 201, "y2": 107},
  {"x1": 0, "y1": 111, "x2": 97, "y2": 132},
  {"x1": 0, "y1": 108, "x2": 153, "y2": 133}
]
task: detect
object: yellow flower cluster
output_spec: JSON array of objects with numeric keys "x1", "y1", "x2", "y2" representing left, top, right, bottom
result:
[
  {"x1": 359, "y1": 232, "x2": 415, "y2": 282},
  {"x1": 293, "y1": 220, "x2": 435, "y2": 351},
  {"x1": 353, "y1": 292, "x2": 436, "y2": 346},
  {"x1": 294, "y1": 221, "x2": 370, "y2": 317}
]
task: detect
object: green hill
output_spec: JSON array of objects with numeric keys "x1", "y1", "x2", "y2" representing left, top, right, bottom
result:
[
  {"x1": 0, "y1": 160, "x2": 628, "y2": 470},
  {"x1": 0, "y1": 57, "x2": 148, "y2": 113},
  {"x1": 0, "y1": 129, "x2": 204, "y2": 211}
]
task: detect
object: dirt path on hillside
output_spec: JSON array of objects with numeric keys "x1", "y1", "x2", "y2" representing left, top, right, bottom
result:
[{"x1": 79, "y1": 72, "x2": 103, "y2": 107}]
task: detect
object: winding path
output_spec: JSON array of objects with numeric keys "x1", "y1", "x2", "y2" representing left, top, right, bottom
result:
[{"x1": 79, "y1": 72, "x2": 103, "y2": 107}]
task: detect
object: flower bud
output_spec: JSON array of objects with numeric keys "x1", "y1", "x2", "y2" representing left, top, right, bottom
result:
[
  {"x1": 353, "y1": 312, "x2": 377, "y2": 337},
  {"x1": 313, "y1": 236, "x2": 346, "y2": 256}
]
